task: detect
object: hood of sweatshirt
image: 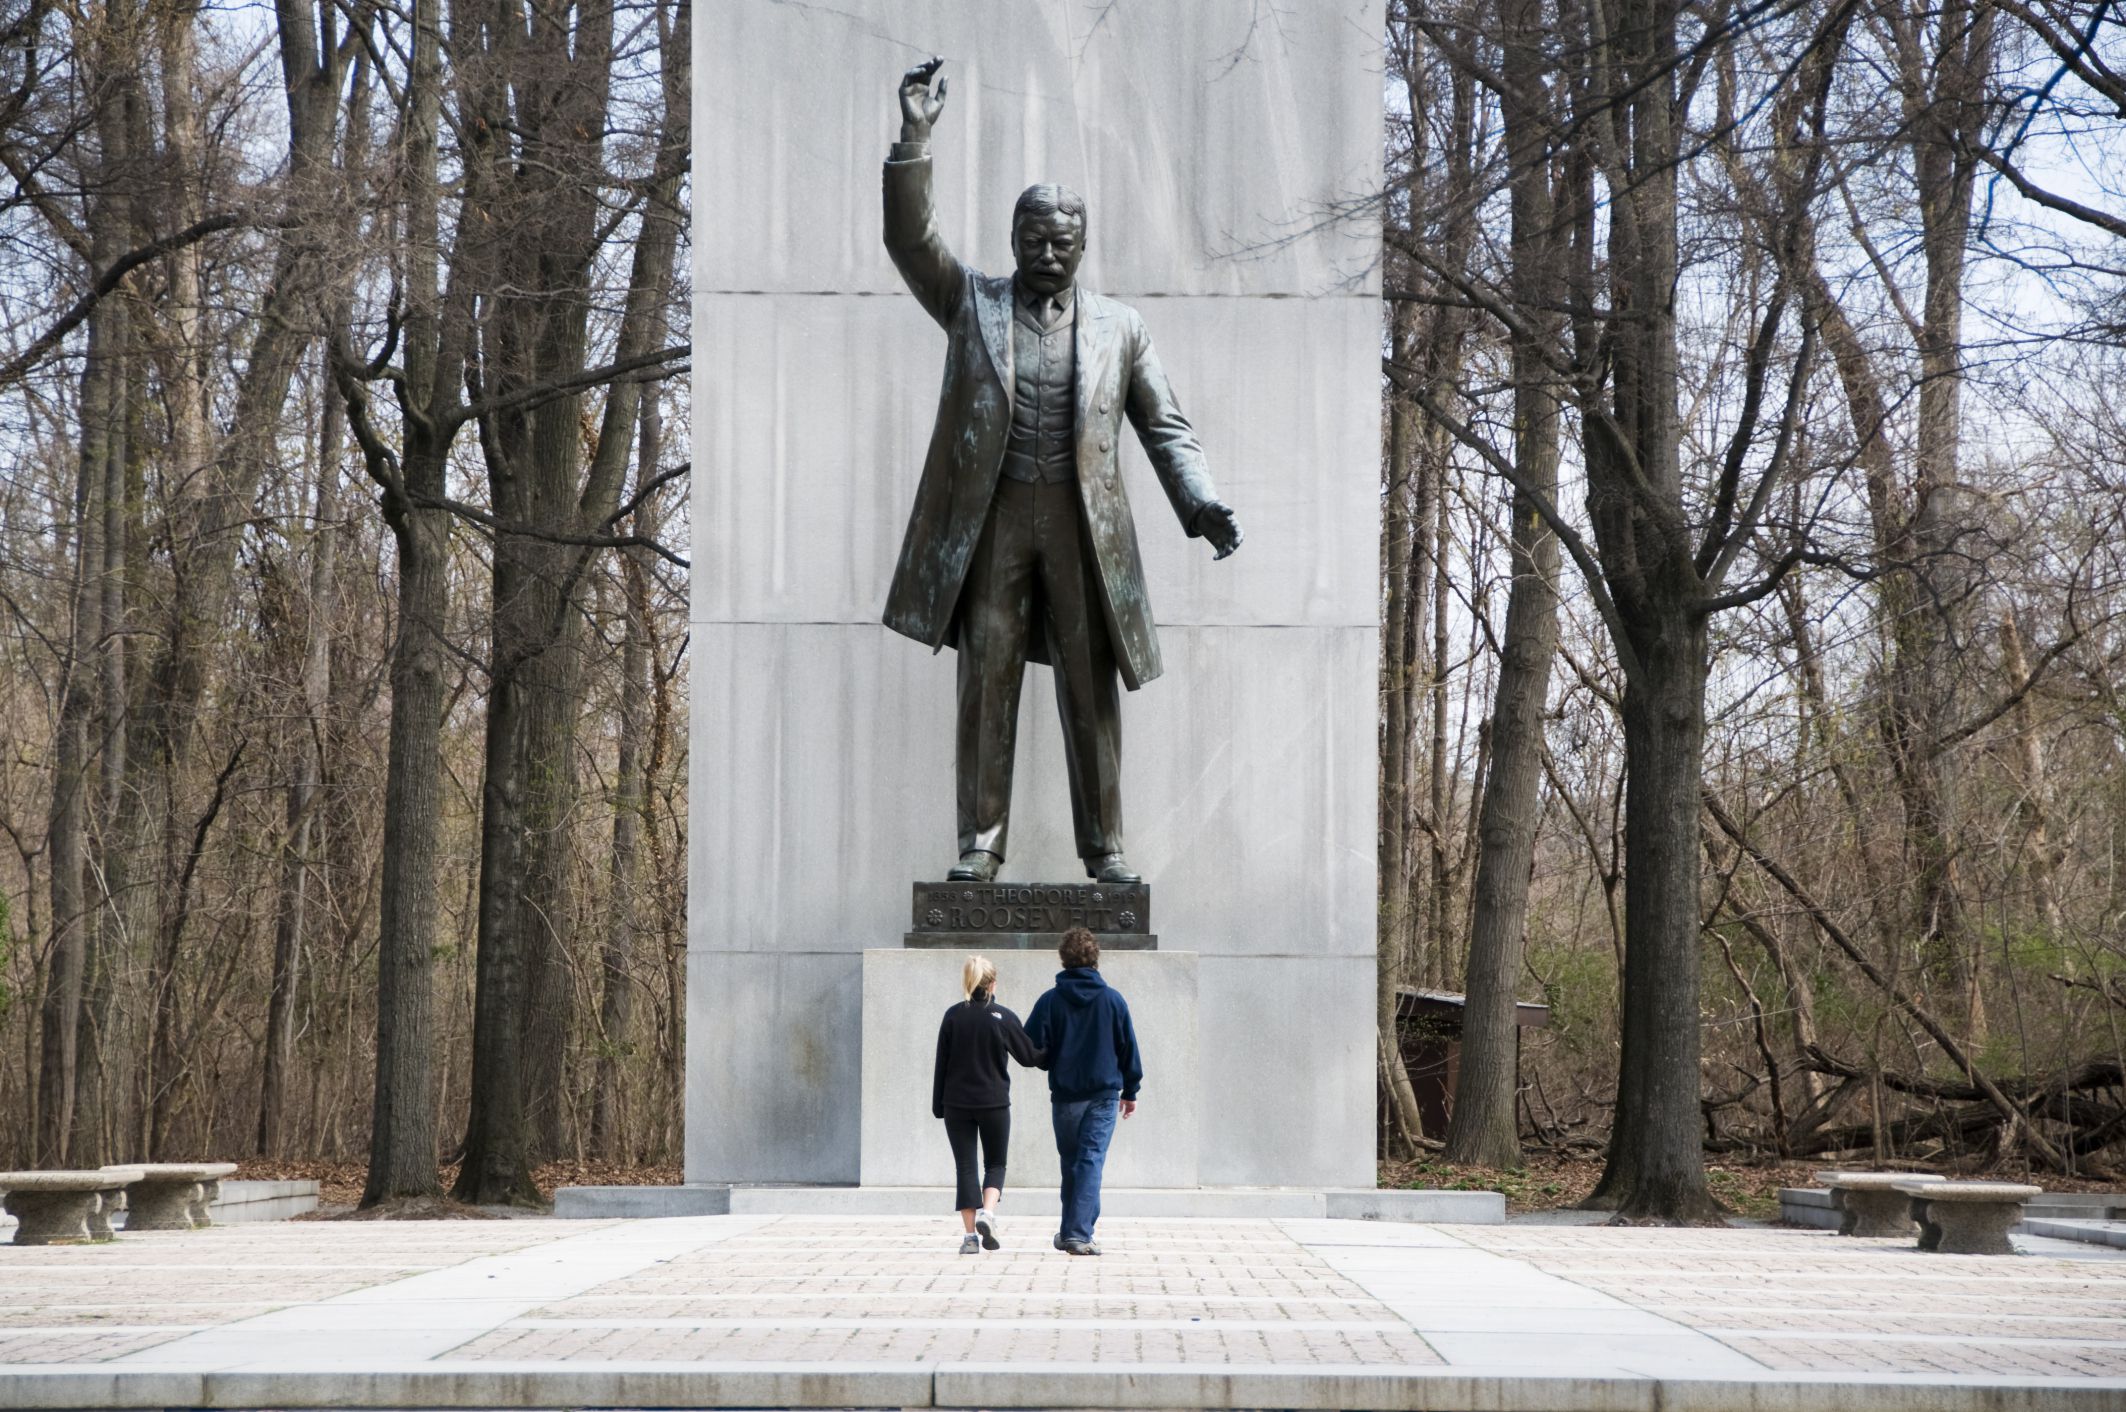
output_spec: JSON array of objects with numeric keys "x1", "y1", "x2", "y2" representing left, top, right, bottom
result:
[{"x1": 1052, "y1": 966, "x2": 1108, "y2": 1008}]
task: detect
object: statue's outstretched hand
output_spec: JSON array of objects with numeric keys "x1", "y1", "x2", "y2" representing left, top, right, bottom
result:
[
  {"x1": 899, "y1": 57, "x2": 947, "y2": 141},
  {"x1": 1197, "y1": 502, "x2": 1244, "y2": 560}
]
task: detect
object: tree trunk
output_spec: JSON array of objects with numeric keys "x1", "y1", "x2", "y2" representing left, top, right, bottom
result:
[
  {"x1": 590, "y1": 576, "x2": 647, "y2": 1160},
  {"x1": 1998, "y1": 609, "x2": 2064, "y2": 935},
  {"x1": 455, "y1": 0, "x2": 686, "y2": 1196},
  {"x1": 35, "y1": 288, "x2": 117, "y2": 1165},
  {"x1": 523, "y1": 649, "x2": 583, "y2": 1163},
  {"x1": 136, "y1": 0, "x2": 212, "y2": 1161},
  {"x1": 1572, "y1": 0, "x2": 1719, "y2": 1223},
  {"x1": 1882, "y1": 0, "x2": 1994, "y2": 1022},
  {"x1": 457, "y1": 643, "x2": 547, "y2": 1205},
  {"x1": 2110, "y1": 737, "x2": 2126, "y2": 932},
  {"x1": 363, "y1": 485, "x2": 449, "y2": 1204},
  {"x1": 260, "y1": 393, "x2": 340, "y2": 1155},
  {"x1": 1590, "y1": 615, "x2": 1722, "y2": 1221},
  {"x1": 451, "y1": 0, "x2": 607, "y2": 1199},
  {"x1": 72, "y1": 47, "x2": 143, "y2": 1164},
  {"x1": 590, "y1": 404, "x2": 663, "y2": 1160},
  {"x1": 357, "y1": 0, "x2": 455, "y2": 1207},
  {"x1": 1444, "y1": 0, "x2": 1562, "y2": 1170},
  {"x1": 1426, "y1": 469, "x2": 1451, "y2": 986},
  {"x1": 1378, "y1": 302, "x2": 1428, "y2": 1151}
]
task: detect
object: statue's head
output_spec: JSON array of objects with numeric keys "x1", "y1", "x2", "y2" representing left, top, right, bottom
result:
[{"x1": 1012, "y1": 183, "x2": 1087, "y2": 297}]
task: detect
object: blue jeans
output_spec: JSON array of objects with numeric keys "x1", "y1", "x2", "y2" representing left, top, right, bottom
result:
[{"x1": 1051, "y1": 1094, "x2": 1119, "y2": 1244}]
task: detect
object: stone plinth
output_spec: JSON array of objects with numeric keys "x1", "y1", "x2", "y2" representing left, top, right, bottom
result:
[
  {"x1": 689, "y1": 1, "x2": 1381, "y2": 1190},
  {"x1": 859, "y1": 948, "x2": 1198, "y2": 1189}
]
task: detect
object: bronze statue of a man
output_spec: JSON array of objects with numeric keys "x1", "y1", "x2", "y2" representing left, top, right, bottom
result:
[{"x1": 881, "y1": 58, "x2": 1242, "y2": 887}]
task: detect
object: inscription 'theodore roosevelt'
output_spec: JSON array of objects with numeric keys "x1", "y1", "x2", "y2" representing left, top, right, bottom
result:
[{"x1": 911, "y1": 881, "x2": 1150, "y2": 934}]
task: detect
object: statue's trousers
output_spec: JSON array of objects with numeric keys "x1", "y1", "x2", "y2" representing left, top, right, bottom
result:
[{"x1": 956, "y1": 477, "x2": 1124, "y2": 864}]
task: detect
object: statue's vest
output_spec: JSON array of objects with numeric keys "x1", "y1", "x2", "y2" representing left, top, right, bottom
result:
[{"x1": 1002, "y1": 301, "x2": 1077, "y2": 484}]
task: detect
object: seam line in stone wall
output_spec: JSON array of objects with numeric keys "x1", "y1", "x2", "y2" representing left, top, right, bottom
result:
[
  {"x1": 688, "y1": 620, "x2": 1383, "y2": 630},
  {"x1": 686, "y1": 949, "x2": 1376, "y2": 959},
  {"x1": 697, "y1": 289, "x2": 1382, "y2": 300}
]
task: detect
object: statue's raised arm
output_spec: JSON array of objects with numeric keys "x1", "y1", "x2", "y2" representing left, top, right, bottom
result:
[
  {"x1": 883, "y1": 57, "x2": 962, "y2": 325},
  {"x1": 899, "y1": 56, "x2": 947, "y2": 143}
]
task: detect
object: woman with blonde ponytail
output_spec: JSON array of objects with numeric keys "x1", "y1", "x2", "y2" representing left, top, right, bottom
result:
[{"x1": 931, "y1": 954, "x2": 1046, "y2": 1253}]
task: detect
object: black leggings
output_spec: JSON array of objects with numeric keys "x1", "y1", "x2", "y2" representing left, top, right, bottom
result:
[{"x1": 943, "y1": 1106, "x2": 1010, "y2": 1210}]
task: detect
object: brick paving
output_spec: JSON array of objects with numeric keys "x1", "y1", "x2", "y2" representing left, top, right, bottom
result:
[
  {"x1": 1452, "y1": 1220, "x2": 2126, "y2": 1375},
  {"x1": 0, "y1": 1209, "x2": 2123, "y2": 1386},
  {"x1": 455, "y1": 1217, "x2": 1443, "y2": 1367},
  {"x1": 0, "y1": 1221, "x2": 581, "y2": 1361},
  {"x1": 0, "y1": 1327, "x2": 189, "y2": 1363}
]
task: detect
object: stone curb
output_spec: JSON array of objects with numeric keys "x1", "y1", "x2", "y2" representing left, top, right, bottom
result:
[
  {"x1": 3, "y1": 1363, "x2": 2123, "y2": 1410},
  {"x1": 2024, "y1": 1217, "x2": 2126, "y2": 1249}
]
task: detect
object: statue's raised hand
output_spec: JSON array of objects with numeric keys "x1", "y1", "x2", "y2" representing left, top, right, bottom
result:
[{"x1": 899, "y1": 56, "x2": 947, "y2": 142}]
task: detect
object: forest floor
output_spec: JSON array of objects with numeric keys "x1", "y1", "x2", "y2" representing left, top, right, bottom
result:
[
  {"x1": 1379, "y1": 1153, "x2": 1813, "y2": 1218},
  {"x1": 231, "y1": 1153, "x2": 2122, "y2": 1220}
]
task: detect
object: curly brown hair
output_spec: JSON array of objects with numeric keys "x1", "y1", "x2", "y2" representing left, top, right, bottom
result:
[{"x1": 1058, "y1": 926, "x2": 1100, "y2": 969}]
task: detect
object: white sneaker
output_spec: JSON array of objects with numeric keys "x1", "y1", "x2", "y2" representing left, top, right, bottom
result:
[{"x1": 975, "y1": 1209, "x2": 1001, "y2": 1250}]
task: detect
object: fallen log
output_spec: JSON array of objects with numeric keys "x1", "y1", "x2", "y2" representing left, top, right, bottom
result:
[
  {"x1": 1802, "y1": 1047, "x2": 2126, "y2": 1105},
  {"x1": 1705, "y1": 1062, "x2": 2126, "y2": 1162},
  {"x1": 1704, "y1": 791, "x2": 2069, "y2": 1169}
]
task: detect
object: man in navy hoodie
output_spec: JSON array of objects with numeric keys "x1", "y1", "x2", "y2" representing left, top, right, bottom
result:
[{"x1": 1025, "y1": 926, "x2": 1141, "y2": 1255}]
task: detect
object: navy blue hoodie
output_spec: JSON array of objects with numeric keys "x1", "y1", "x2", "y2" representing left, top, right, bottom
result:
[{"x1": 1025, "y1": 967, "x2": 1142, "y2": 1102}]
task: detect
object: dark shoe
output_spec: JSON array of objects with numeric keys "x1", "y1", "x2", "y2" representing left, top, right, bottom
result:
[
  {"x1": 1053, "y1": 1232, "x2": 1067, "y2": 1251},
  {"x1": 1086, "y1": 852, "x2": 1140, "y2": 884},
  {"x1": 959, "y1": 1233, "x2": 982, "y2": 1255},
  {"x1": 1061, "y1": 1237, "x2": 1102, "y2": 1256},
  {"x1": 975, "y1": 1208, "x2": 1001, "y2": 1250},
  {"x1": 947, "y1": 850, "x2": 1001, "y2": 883}
]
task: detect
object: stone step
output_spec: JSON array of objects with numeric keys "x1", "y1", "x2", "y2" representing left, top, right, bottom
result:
[
  {"x1": 2024, "y1": 1217, "x2": 2126, "y2": 1249},
  {"x1": 10, "y1": 1363, "x2": 2126, "y2": 1411},
  {"x1": 555, "y1": 1183, "x2": 1506, "y2": 1223}
]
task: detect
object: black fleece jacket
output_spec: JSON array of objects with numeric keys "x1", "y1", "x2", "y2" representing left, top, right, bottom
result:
[{"x1": 932, "y1": 997, "x2": 1046, "y2": 1117}]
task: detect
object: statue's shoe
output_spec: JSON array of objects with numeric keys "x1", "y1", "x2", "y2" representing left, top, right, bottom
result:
[
  {"x1": 947, "y1": 850, "x2": 1002, "y2": 883},
  {"x1": 1086, "y1": 853, "x2": 1141, "y2": 884}
]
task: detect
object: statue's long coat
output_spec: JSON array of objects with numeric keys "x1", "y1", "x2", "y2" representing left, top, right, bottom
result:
[{"x1": 881, "y1": 147, "x2": 1217, "y2": 691}]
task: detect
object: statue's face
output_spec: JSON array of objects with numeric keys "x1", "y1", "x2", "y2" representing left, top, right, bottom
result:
[{"x1": 1013, "y1": 211, "x2": 1084, "y2": 297}]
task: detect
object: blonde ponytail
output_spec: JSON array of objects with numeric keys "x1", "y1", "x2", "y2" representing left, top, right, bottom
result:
[{"x1": 961, "y1": 954, "x2": 998, "y2": 1004}]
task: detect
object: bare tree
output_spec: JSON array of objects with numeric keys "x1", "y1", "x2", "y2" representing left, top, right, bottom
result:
[
  {"x1": 337, "y1": 0, "x2": 467, "y2": 1206},
  {"x1": 1444, "y1": 0, "x2": 1564, "y2": 1171},
  {"x1": 452, "y1": 0, "x2": 690, "y2": 1204}
]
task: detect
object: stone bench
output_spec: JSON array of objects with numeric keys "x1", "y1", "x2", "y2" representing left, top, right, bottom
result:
[
  {"x1": 1894, "y1": 1180, "x2": 2044, "y2": 1255},
  {"x1": 0, "y1": 1168, "x2": 144, "y2": 1245},
  {"x1": 111, "y1": 1162, "x2": 240, "y2": 1230},
  {"x1": 1815, "y1": 1170, "x2": 1945, "y2": 1237}
]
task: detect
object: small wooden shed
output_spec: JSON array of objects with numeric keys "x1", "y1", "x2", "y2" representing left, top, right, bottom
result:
[{"x1": 1392, "y1": 986, "x2": 1552, "y2": 1139}]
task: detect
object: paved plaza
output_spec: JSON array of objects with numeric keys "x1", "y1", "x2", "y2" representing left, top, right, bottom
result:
[{"x1": 2, "y1": 1212, "x2": 2124, "y2": 1408}]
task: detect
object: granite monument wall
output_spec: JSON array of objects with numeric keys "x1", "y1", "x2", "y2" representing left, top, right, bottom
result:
[{"x1": 690, "y1": 0, "x2": 1383, "y2": 1188}]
